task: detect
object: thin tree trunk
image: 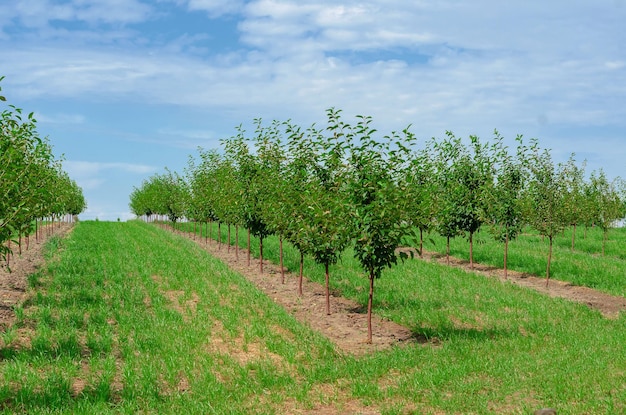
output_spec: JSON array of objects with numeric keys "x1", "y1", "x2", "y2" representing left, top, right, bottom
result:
[
  {"x1": 446, "y1": 236, "x2": 450, "y2": 265},
  {"x1": 571, "y1": 224, "x2": 576, "y2": 251},
  {"x1": 218, "y1": 223, "x2": 221, "y2": 250},
  {"x1": 235, "y1": 225, "x2": 239, "y2": 261},
  {"x1": 325, "y1": 263, "x2": 330, "y2": 316},
  {"x1": 227, "y1": 224, "x2": 231, "y2": 252},
  {"x1": 6, "y1": 239, "x2": 11, "y2": 269},
  {"x1": 504, "y1": 232, "x2": 509, "y2": 279},
  {"x1": 469, "y1": 231, "x2": 474, "y2": 270},
  {"x1": 259, "y1": 236, "x2": 264, "y2": 273},
  {"x1": 546, "y1": 235, "x2": 553, "y2": 287},
  {"x1": 18, "y1": 234, "x2": 22, "y2": 255},
  {"x1": 194, "y1": 221, "x2": 197, "y2": 240},
  {"x1": 205, "y1": 222, "x2": 208, "y2": 244},
  {"x1": 367, "y1": 270, "x2": 375, "y2": 344},
  {"x1": 280, "y1": 237, "x2": 285, "y2": 284},
  {"x1": 419, "y1": 228, "x2": 424, "y2": 257},
  {"x1": 298, "y1": 251, "x2": 304, "y2": 297},
  {"x1": 603, "y1": 230, "x2": 607, "y2": 256},
  {"x1": 247, "y1": 229, "x2": 251, "y2": 267}
]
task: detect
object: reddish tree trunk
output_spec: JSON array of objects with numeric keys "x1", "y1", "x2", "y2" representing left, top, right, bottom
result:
[
  {"x1": 367, "y1": 270, "x2": 375, "y2": 344},
  {"x1": 235, "y1": 226, "x2": 239, "y2": 261},
  {"x1": 298, "y1": 251, "x2": 304, "y2": 297},
  {"x1": 546, "y1": 235, "x2": 553, "y2": 287},
  {"x1": 259, "y1": 236, "x2": 264, "y2": 273},
  {"x1": 227, "y1": 224, "x2": 231, "y2": 252},
  {"x1": 504, "y1": 233, "x2": 509, "y2": 279},
  {"x1": 280, "y1": 238, "x2": 284, "y2": 284},
  {"x1": 325, "y1": 263, "x2": 330, "y2": 315},
  {"x1": 247, "y1": 230, "x2": 251, "y2": 267},
  {"x1": 6, "y1": 240, "x2": 11, "y2": 269},
  {"x1": 218, "y1": 223, "x2": 221, "y2": 250},
  {"x1": 469, "y1": 231, "x2": 474, "y2": 270}
]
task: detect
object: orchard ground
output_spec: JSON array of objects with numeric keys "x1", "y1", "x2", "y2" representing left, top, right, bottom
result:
[{"x1": 1, "y1": 220, "x2": 625, "y2": 414}]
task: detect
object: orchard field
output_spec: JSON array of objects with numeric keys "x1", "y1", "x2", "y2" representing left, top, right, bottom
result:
[
  {"x1": 0, "y1": 220, "x2": 624, "y2": 414},
  {"x1": 3, "y1": 82, "x2": 626, "y2": 414}
]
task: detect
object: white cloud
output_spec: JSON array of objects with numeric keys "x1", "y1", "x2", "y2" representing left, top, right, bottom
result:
[
  {"x1": 7, "y1": 0, "x2": 152, "y2": 29},
  {"x1": 2, "y1": 0, "x2": 625, "y2": 220},
  {"x1": 35, "y1": 112, "x2": 86, "y2": 125},
  {"x1": 186, "y1": 0, "x2": 245, "y2": 17},
  {"x1": 2, "y1": 1, "x2": 625, "y2": 159},
  {"x1": 64, "y1": 161, "x2": 157, "y2": 179}
]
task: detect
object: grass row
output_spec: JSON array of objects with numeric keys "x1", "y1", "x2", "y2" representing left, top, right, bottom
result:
[
  {"x1": 0, "y1": 220, "x2": 624, "y2": 414},
  {"x1": 422, "y1": 225, "x2": 626, "y2": 297},
  {"x1": 177, "y1": 220, "x2": 625, "y2": 413}
]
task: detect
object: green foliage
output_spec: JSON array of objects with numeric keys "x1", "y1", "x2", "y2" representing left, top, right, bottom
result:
[
  {"x1": 129, "y1": 169, "x2": 188, "y2": 223},
  {"x1": 0, "y1": 76, "x2": 85, "y2": 263},
  {"x1": 347, "y1": 114, "x2": 415, "y2": 280}
]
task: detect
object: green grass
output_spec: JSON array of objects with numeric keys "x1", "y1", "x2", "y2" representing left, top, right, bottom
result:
[
  {"x1": 1, "y1": 220, "x2": 625, "y2": 414},
  {"x1": 413, "y1": 226, "x2": 626, "y2": 297}
]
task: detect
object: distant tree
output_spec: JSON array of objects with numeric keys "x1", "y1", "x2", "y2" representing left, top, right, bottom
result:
[
  {"x1": 586, "y1": 170, "x2": 625, "y2": 255},
  {"x1": 406, "y1": 145, "x2": 437, "y2": 257},
  {"x1": 523, "y1": 145, "x2": 569, "y2": 285},
  {"x1": 560, "y1": 156, "x2": 586, "y2": 251},
  {"x1": 223, "y1": 122, "x2": 272, "y2": 272},
  {"x1": 484, "y1": 132, "x2": 528, "y2": 278},
  {"x1": 432, "y1": 133, "x2": 493, "y2": 269}
]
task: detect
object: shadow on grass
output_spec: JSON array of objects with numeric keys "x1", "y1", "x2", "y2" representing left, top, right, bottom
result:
[{"x1": 412, "y1": 325, "x2": 514, "y2": 343}]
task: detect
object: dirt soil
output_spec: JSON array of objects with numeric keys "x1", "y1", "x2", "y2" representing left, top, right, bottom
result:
[
  {"x1": 179, "y1": 230, "x2": 626, "y2": 356},
  {"x1": 0, "y1": 224, "x2": 73, "y2": 331},
  {"x1": 3, "y1": 223, "x2": 624, "y2": 356},
  {"x1": 179, "y1": 231, "x2": 418, "y2": 356}
]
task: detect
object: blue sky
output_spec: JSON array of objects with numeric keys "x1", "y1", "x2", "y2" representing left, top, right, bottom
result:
[{"x1": 2, "y1": 0, "x2": 625, "y2": 221}]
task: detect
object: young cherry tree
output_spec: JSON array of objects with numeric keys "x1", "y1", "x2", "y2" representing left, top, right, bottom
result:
[
  {"x1": 279, "y1": 121, "x2": 318, "y2": 295},
  {"x1": 254, "y1": 120, "x2": 289, "y2": 280},
  {"x1": 484, "y1": 132, "x2": 528, "y2": 278},
  {"x1": 301, "y1": 112, "x2": 353, "y2": 315},
  {"x1": 560, "y1": 156, "x2": 587, "y2": 251},
  {"x1": 406, "y1": 145, "x2": 437, "y2": 257},
  {"x1": 586, "y1": 170, "x2": 625, "y2": 255},
  {"x1": 346, "y1": 114, "x2": 415, "y2": 343},
  {"x1": 223, "y1": 122, "x2": 273, "y2": 272},
  {"x1": 523, "y1": 145, "x2": 569, "y2": 285}
]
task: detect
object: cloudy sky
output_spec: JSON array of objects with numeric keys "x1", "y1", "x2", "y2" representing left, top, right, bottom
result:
[{"x1": 2, "y1": 0, "x2": 625, "y2": 220}]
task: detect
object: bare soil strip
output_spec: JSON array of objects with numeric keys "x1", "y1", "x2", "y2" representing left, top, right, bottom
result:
[
  {"x1": 178, "y1": 230, "x2": 626, "y2": 355},
  {"x1": 0, "y1": 224, "x2": 74, "y2": 330},
  {"x1": 416, "y1": 249, "x2": 626, "y2": 319},
  {"x1": 176, "y1": 230, "x2": 419, "y2": 356}
]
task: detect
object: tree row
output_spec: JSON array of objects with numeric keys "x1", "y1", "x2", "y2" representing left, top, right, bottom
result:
[
  {"x1": 1, "y1": 76, "x2": 87, "y2": 268},
  {"x1": 129, "y1": 108, "x2": 625, "y2": 343}
]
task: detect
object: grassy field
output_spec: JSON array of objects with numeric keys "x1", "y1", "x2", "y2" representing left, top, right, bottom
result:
[
  {"x1": 1, "y1": 220, "x2": 625, "y2": 414},
  {"x1": 414, "y1": 225, "x2": 626, "y2": 297}
]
